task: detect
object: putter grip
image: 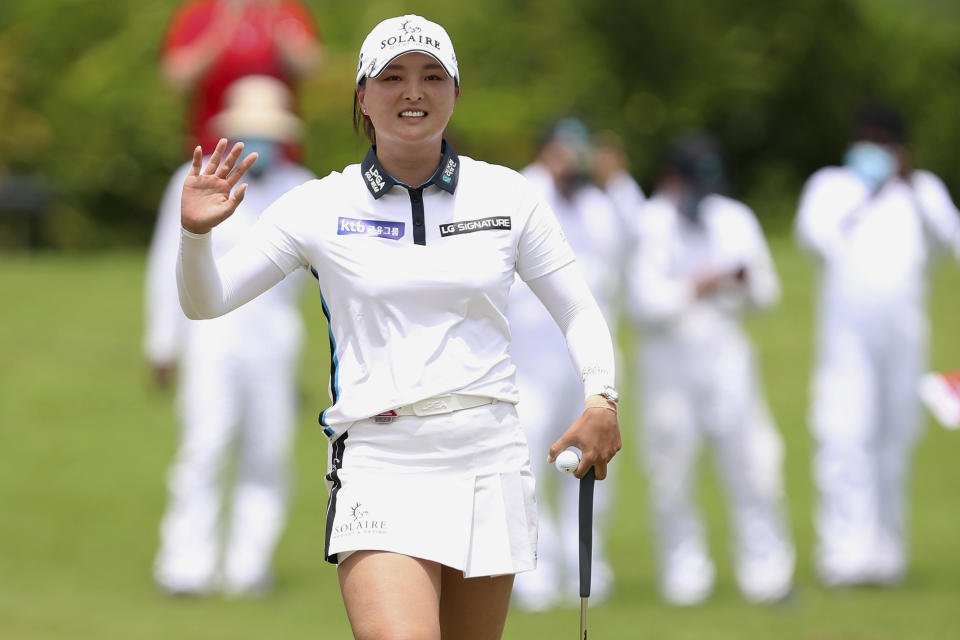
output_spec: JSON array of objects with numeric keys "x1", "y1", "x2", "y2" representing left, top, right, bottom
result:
[{"x1": 578, "y1": 466, "x2": 596, "y2": 598}]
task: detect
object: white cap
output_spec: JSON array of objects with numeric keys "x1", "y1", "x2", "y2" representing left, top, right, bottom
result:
[
  {"x1": 210, "y1": 75, "x2": 303, "y2": 143},
  {"x1": 356, "y1": 15, "x2": 458, "y2": 85}
]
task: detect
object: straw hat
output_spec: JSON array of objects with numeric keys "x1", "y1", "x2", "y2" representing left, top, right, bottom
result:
[{"x1": 211, "y1": 75, "x2": 303, "y2": 143}]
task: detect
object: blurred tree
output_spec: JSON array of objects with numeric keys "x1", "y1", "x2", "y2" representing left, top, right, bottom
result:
[
  {"x1": 576, "y1": 0, "x2": 960, "y2": 220},
  {"x1": 1, "y1": 0, "x2": 958, "y2": 247}
]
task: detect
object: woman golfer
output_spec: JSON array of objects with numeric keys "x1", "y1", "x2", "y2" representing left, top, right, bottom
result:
[{"x1": 177, "y1": 14, "x2": 621, "y2": 639}]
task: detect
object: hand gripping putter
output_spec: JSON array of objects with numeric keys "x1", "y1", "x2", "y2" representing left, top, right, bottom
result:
[{"x1": 578, "y1": 466, "x2": 596, "y2": 639}]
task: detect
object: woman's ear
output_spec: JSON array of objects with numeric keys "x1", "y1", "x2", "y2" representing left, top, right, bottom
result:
[
  {"x1": 454, "y1": 85, "x2": 461, "y2": 102},
  {"x1": 357, "y1": 86, "x2": 367, "y2": 114}
]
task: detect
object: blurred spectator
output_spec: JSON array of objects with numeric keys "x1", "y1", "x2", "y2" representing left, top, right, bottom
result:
[
  {"x1": 591, "y1": 130, "x2": 646, "y2": 229},
  {"x1": 627, "y1": 133, "x2": 794, "y2": 605},
  {"x1": 161, "y1": 0, "x2": 321, "y2": 155},
  {"x1": 795, "y1": 102, "x2": 960, "y2": 587},
  {"x1": 145, "y1": 75, "x2": 314, "y2": 596},
  {"x1": 591, "y1": 130, "x2": 646, "y2": 308},
  {"x1": 509, "y1": 118, "x2": 621, "y2": 610}
]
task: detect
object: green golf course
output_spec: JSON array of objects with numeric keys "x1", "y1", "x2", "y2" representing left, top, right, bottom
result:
[{"x1": 1, "y1": 236, "x2": 958, "y2": 639}]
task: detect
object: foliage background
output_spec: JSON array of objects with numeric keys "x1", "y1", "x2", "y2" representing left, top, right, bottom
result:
[
  {"x1": 1, "y1": 0, "x2": 960, "y2": 247},
  {"x1": 2, "y1": 1, "x2": 960, "y2": 638}
]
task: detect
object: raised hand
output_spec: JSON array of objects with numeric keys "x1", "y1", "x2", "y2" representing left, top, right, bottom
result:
[{"x1": 181, "y1": 139, "x2": 258, "y2": 235}]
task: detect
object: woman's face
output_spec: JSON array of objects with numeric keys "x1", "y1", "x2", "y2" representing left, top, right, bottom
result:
[{"x1": 357, "y1": 52, "x2": 459, "y2": 148}]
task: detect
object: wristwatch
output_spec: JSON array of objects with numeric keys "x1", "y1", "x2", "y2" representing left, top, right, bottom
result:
[{"x1": 600, "y1": 385, "x2": 619, "y2": 404}]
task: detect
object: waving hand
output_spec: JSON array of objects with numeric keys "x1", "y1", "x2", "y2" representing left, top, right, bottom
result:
[{"x1": 181, "y1": 139, "x2": 258, "y2": 234}]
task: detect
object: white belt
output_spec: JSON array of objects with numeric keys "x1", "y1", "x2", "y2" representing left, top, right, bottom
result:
[{"x1": 374, "y1": 394, "x2": 495, "y2": 423}]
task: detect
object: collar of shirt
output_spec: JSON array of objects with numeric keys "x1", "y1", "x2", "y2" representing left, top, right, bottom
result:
[{"x1": 360, "y1": 140, "x2": 460, "y2": 199}]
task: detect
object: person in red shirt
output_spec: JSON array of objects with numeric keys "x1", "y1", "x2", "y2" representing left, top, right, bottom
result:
[{"x1": 162, "y1": 0, "x2": 321, "y2": 155}]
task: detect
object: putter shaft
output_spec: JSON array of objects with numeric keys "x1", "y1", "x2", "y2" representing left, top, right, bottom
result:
[{"x1": 580, "y1": 596, "x2": 589, "y2": 639}]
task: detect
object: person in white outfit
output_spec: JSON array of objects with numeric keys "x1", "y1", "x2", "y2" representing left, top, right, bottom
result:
[
  {"x1": 627, "y1": 134, "x2": 795, "y2": 605},
  {"x1": 145, "y1": 76, "x2": 314, "y2": 596},
  {"x1": 509, "y1": 119, "x2": 624, "y2": 610},
  {"x1": 173, "y1": 16, "x2": 621, "y2": 638},
  {"x1": 592, "y1": 130, "x2": 646, "y2": 233},
  {"x1": 795, "y1": 103, "x2": 960, "y2": 587}
]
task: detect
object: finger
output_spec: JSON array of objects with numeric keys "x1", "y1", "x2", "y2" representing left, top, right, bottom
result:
[
  {"x1": 188, "y1": 146, "x2": 203, "y2": 177},
  {"x1": 203, "y1": 138, "x2": 228, "y2": 175},
  {"x1": 229, "y1": 182, "x2": 248, "y2": 208},
  {"x1": 226, "y1": 152, "x2": 258, "y2": 187},
  {"x1": 547, "y1": 437, "x2": 572, "y2": 463},
  {"x1": 574, "y1": 459, "x2": 594, "y2": 479},
  {"x1": 575, "y1": 450, "x2": 598, "y2": 478},
  {"x1": 594, "y1": 461, "x2": 608, "y2": 481},
  {"x1": 216, "y1": 141, "x2": 245, "y2": 179}
]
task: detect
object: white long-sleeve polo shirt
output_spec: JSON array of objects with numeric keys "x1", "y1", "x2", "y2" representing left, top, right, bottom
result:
[{"x1": 177, "y1": 143, "x2": 615, "y2": 437}]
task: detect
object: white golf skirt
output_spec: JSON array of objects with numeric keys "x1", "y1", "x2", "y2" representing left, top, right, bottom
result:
[{"x1": 323, "y1": 401, "x2": 538, "y2": 578}]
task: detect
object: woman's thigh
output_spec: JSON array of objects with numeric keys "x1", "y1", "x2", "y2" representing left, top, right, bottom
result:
[
  {"x1": 338, "y1": 551, "x2": 442, "y2": 640},
  {"x1": 439, "y1": 565, "x2": 514, "y2": 640}
]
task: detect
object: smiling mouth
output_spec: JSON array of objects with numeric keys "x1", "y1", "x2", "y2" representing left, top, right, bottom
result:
[{"x1": 399, "y1": 110, "x2": 427, "y2": 118}]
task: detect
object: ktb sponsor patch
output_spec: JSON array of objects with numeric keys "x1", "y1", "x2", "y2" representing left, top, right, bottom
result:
[
  {"x1": 439, "y1": 216, "x2": 511, "y2": 237},
  {"x1": 338, "y1": 217, "x2": 405, "y2": 240}
]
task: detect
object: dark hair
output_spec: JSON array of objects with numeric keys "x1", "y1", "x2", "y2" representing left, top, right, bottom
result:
[
  {"x1": 853, "y1": 101, "x2": 907, "y2": 144},
  {"x1": 663, "y1": 132, "x2": 727, "y2": 195},
  {"x1": 353, "y1": 77, "x2": 376, "y2": 144},
  {"x1": 538, "y1": 116, "x2": 589, "y2": 150}
]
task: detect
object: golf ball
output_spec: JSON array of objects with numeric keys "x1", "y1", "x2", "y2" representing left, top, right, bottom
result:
[{"x1": 555, "y1": 449, "x2": 580, "y2": 473}]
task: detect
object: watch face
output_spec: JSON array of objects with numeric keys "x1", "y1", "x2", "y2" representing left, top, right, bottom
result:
[{"x1": 603, "y1": 387, "x2": 619, "y2": 402}]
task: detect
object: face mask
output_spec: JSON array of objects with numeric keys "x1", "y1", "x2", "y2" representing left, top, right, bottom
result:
[
  {"x1": 844, "y1": 141, "x2": 897, "y2": 191},
  {"x1": 239, "y1": 138, "x2": 280, "y2": 178},
  {"x1": 679, "y1": 194, "x2": 704, "y2": 225}
]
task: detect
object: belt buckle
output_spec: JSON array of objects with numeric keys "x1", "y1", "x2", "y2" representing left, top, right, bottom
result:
[
  {"x1": 413, "y1": 396, "x2": 451, "y2": 416},
  {"x1": 373, "y1": 410, "x2": 398, "y2": 424}
]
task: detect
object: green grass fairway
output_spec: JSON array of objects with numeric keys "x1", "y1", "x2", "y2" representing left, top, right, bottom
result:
[{"x1": 1, "y1": 236, "x2": 959, "y2": 639}]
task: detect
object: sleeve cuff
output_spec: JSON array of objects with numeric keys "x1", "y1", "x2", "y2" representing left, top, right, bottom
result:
[
  {"x1": 582, "y1": 370, "x2": 614, "y2": 400},
  {"x1": 180, "y1": 226, "x2": 211, "y2": 240}
]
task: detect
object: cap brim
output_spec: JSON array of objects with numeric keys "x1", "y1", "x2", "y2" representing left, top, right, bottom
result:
[{"x1": 358, "y1": 49, "x2": 457, "y2": 84}]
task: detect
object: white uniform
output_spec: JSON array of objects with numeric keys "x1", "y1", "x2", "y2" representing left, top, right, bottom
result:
[
  {"x1": 603, "y1": 170, "x2": 646, "y2": 235},
  {"x1": 176, "y1": 143, "x2": 617, "y2": 577},
  {"x1": 795, "y1": 167, "x2": 960, "y2": 586},
  {"x1": 509, "y1": 164, "x2": 621, "y2": 608},
  {"x1": 146, "y1": 159, "x2": 313, "y2": 594},
  {"x1": 602, "y1": 170, "x2": 646, "y2": 308},
  {"x1": 627, "y1": 193, "x2": 795, "y2": 604}
]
